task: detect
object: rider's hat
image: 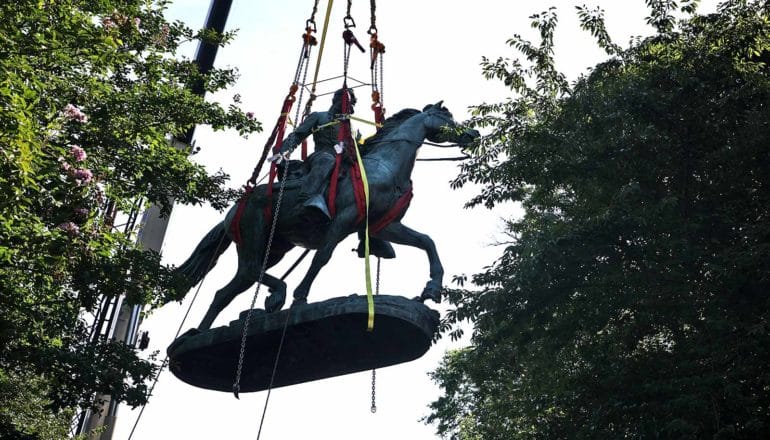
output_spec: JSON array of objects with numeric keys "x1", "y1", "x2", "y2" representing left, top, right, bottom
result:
[{"x1": 333, "y1": 87, "x2": 357, "y2": 106}]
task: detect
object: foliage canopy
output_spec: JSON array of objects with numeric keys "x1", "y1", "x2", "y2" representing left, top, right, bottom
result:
[
  {"x1": 0, "y1": 1, "x2": 259, "y2": 437},
  {"x1": 431, "y1": 1, "x2": 770, "y2": 438}
]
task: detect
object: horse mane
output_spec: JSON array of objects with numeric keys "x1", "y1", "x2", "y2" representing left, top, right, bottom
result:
[{"x1": 363, "y1": 108, "x2": 421, "y2": 146}]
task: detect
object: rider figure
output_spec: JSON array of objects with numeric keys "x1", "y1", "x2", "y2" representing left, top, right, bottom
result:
[
  {"x1": 270, "y1": 87, "x2": 395, "y2": 259},
  {"x1": 271, "y1": 88, "x2": 353, "y2": 218}
]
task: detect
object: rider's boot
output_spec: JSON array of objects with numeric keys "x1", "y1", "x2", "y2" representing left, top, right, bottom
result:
[
  {"x1": 300, "y1": 152, "x2": 335, "y2": 220},
  {"x1": 303, "y1": 194, "x2": 331, "y2": 219},
  {"x1": 355, "y1": 231, "x2": 396, "y2": 259}
]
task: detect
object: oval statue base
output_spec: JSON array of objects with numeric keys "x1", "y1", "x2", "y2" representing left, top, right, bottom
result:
[{"x1": 167, "y1": 294, "x2": 440, "y2": 393}]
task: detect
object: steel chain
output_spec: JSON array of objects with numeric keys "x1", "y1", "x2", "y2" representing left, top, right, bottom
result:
[
  {"x1": 370, "y1": 257, "x2": 381, "y2": 413},
  {"x1": 233, "y1": 159, "x2": 292, "y2": 396},
  {"x1": 295, "y1": 44, "x2": 313, "y2": 127},
  {"x1": 370, "y1": 368, "x2": 377, "y2": 413},
  {"x1": 233, "y1": 15, "x2": 320, "y2": 394},
  {"x1": 379, "y1": 50, "x2": 384, "y2": 109}
]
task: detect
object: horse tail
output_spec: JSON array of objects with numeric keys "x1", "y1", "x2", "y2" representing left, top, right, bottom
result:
[{"x1": 174, "y1": 221, "x2": 231, "y2": 292}]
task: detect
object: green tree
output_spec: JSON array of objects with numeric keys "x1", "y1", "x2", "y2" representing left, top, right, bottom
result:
[
  {"x1": 0, "y1": 1, "x2": 259, "y2": 438},
  {"x1": 430, "y1": 1, "x2": 770, "y2": 438}
]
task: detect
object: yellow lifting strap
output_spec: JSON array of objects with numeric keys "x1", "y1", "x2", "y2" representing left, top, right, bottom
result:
[
  {"x1": 312, "y1": 1, "x2": 378, "y2": 329},
  {"x1": 350, "y1": 115, "x2": 382, "y2": 127},
  {"x1": 352, "y1": 132, "x2": 375, "y2": 331},
  {"x1": 309, "y1": 0, "x2": 334, "y2": 97}
]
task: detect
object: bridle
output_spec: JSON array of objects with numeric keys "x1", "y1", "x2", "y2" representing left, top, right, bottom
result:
[
  {"x1": 361, "y1": 107, "x2": 457, "y2": 146},
  {"x1": 423, "y1": 107, "x2": 460, "y2": 141}
]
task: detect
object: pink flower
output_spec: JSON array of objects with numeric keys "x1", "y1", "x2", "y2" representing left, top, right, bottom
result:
[
  {"x1": 63, "y1": 104, "x2": 88, "y2": 123},
  {"x1": 61, "y1": 161, "x2": 72, "y2": 172},
  {"x1": 133, "y1": 17, "x2": 141, "y2": 28},
  {"x1": 246, "y1": 111, "x2": 255, "y2": 119},
  {"x1": 57, "y1": 222, "x2": 80, "y2": 236},
  {"x1": 73, "y1": 168, "x2": 93, "y2": 185},
  {"x1": 70, "y1": 145, "x2": 87, "y2": 162}
]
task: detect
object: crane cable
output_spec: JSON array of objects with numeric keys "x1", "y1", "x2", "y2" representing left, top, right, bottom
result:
[
  {"x1": 248, "y1": 2, "x2": 336, "y2": 439},
  {"x1": 233, "y1": 0, "x2": 332, "y2": 399},
  {"x1": 370, "y1": 257, "x2": 381, "y2": 413},
  {"x1": 127, "y1": 1, "x2": 339, "y2": 437},
  {"x1": 368, "y1": 0, "x2": 385, "y2": 125},
  {"x1": 254, "y1": 0, "x2": 382, "y2": 432},
  {"x1": 127, "y1": 229, "x2": 229, "y2": 440}
]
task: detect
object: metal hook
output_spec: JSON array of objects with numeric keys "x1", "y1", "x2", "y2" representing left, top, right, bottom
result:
[{"x1": 343, "y1": 29, "x2": 366, "y2": 53}]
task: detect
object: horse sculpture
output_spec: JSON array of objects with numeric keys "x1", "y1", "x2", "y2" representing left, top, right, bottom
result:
[{"x1": 175, "y1": 102, "x2": 479, "y2": 331}]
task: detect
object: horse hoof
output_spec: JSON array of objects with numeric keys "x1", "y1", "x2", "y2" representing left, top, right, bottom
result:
[
  {"x1": 420, "y1": 285, "x2": 442, "y2": 303},
  {"x1": 291, "y1": 297, "x2": 308, "y2": 308},
  {"x1": 264, "y1": 291, "x2": 286, "y2": 313}
]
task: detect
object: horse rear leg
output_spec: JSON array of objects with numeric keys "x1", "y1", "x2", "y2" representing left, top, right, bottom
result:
[
  {"x1": 374, "y1": 222, "x2": 444, "y2": 303},
  {"x1": 292, "y1": 226, "x2": 347, "y2": 305},
  {"x1": 197, "y1": 253, "x2": 260, "y2": 331},
  {"x1": 198, "y1": 247, "x2": 286, "y2": 330},
  {"x1": 197, "y1": 241, "x2": 286, "y2": 330},
  {"x1": 262, "y1": 272, "x2": 287, "y2": 313}
]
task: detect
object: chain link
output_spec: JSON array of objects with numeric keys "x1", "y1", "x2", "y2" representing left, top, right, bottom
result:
[
  {"x1": 343, "y1": 37, "x2": 352, "y2": 79},
  {"x1": 294, "y1": 42, "x2": 313, "y2": 127},
  {"x1": 368, "y1": 0, "x2": 377, "y2": 34},
  {"x1": 233, "y1": 15, "x2": 312, "y2": 392},
  {"x1": 379, "y1": 51, "x2": 384, "y2": 110},
  {"x1": 309, "y1": 0, "x2": 320, "y2": 23},
  {"x1": 233, "y1": 160, "x2": 292, "y2": 397},
  {"x1": 370, "y1": 257, "x2": 381, "y2": 413},
  {"x1": 370, "y1": 368, "x2": 377, "y2": 413}
]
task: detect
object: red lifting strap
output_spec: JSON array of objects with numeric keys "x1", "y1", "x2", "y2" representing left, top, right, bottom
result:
[
  {"x1": 370, "y1": 185, "x2": 413, "y2": 233},
  {"x1": 230, "y1": 186, "x2": 253, "y2": 245},
  {"x1": 350, "y1": 162, "x2": 367, "y2": 224},
  {"x1": 264, "y1": 93, "x2": 297, "y2": 222},
  {"x1": 328, "y1": 85, "x2": 367, "y2": 221},
  {"x1": 233, "y1": 88, "x2": 296, "y2": 245}
]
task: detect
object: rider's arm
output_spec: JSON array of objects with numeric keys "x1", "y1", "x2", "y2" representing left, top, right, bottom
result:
[{"x1": 277, "y1": 112, "x2": 322, "y2": 156}]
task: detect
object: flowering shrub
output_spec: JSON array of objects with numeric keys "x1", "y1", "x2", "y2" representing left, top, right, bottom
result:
[
  {"x1": 63, "y1": 104, "x2": 88, "y2": 123},
  {"x1": 70, "y1": 145, "x2": 87, "y2": 162},
  {"x1": 73, "y1": 168, "x2": 93, "y2": 185},
  {"x1": 0, "y1": 1, "x2": 261, "y2": 437}
]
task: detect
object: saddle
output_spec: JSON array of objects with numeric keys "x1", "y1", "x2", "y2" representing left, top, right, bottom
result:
[
  {"x1": 270, "y1": 156, "x2": 398, "y2": 259},
  {"x1": 274, "y1": 159, "x2": 310, "y2": 182}
]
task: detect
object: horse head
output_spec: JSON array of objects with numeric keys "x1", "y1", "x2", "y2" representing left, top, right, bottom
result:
[{"x1": 421, "y1": 101, "x2": 480, "y2": 145}]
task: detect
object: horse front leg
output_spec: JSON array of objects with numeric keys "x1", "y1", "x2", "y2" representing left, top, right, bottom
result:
[
  {"x1": 262, "y1": 273, "x2": 288, "y2": 313},
  {"x1": 374, "y1": 222, "x2": 443, "y2": 303}
]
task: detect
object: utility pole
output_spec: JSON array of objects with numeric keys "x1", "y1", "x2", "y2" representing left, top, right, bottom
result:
[{"x1": 75, "y1": 1, "x2": 234, "y2": 438}]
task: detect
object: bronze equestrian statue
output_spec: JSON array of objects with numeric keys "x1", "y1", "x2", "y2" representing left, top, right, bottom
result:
[{"x1": 174, "y1": 101, "x2": 479, "y2": 331}]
